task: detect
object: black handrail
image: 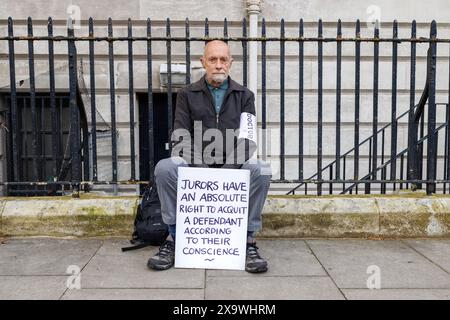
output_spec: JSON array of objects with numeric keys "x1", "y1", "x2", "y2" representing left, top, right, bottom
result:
[
  {"x1": 287, "y1": 103, "x2": 420, "y2": 195},
  {"x1": 342, "y1": 120, "x2": 448, "y2": 194}
]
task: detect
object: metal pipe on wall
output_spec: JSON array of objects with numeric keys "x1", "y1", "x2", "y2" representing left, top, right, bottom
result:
[{"x1": 246, "y1": 0, "x2": 260, "y2": 157}]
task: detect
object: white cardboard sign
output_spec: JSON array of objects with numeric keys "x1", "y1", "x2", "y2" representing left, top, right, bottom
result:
[{"x1": 174, "y1": 167, "x2": 250, "y2": 270}]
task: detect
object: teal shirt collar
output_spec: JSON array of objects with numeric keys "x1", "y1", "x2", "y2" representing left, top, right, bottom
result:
[
  {"x1": 205, "y1": 78, "x2": 229, "y2": 114},
  {"x1": 205, "y1": 78, "x2": 229, "y2": 91}
]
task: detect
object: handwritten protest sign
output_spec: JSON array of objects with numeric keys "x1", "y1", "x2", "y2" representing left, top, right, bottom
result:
[{"x1": 174, "y1": 167, "x2": 250, "y2": 270}]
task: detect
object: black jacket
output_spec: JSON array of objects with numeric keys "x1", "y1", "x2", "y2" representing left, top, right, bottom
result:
[{"x1": 171, "y1": 76, "x2": 257, "y2": 169}]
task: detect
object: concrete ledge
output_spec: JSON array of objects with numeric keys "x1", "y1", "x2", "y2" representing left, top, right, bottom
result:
[
  {"x1": 260, "y1": 196, "x2": 380, "y2": 238},
  {"x1": 259, "y1": 193, "x2": 450, "y2": 238},
  {"x1": 1, "y1": 193, "x2": 450, "y2": 238},
  {"x1": 0, "y1": 196, "x2": 138, "y2": 237}
]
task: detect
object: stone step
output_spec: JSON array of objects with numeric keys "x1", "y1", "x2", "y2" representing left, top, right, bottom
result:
[{"x1": 1, "y1": 192, "x2": 449, "y2": 238}]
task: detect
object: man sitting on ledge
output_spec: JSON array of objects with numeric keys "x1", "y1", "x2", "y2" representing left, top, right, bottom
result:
[{"x1": 147, "y1": 40, "x2": 272, "y2": 273}]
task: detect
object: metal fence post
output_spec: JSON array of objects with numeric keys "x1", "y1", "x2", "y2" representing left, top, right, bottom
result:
[
  {"x1": 426, "y1": 21, "x2": 438, "y2": 194},
  {"x1": 68, "y1": 18, "x2": 80, "y2": 197},
  {"x1": 407, "y1": 21, "x2": 417, "y2": 189}
]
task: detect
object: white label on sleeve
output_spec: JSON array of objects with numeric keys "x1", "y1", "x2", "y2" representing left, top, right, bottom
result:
[{"x1": 238, "y1": 112, "x2": 257, "y2": 144}]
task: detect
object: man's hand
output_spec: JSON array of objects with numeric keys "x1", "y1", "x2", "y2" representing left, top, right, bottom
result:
[
  {"x1": 189, "y1": 163, "x2": 209, "y2": 168},
  {"x1": 221, "y1": 163, "x2": 242, "y2": 170}
]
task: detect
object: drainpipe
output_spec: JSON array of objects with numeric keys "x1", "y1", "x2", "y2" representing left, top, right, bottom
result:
[
  {"x1": 246, "y1": 0, "x2": 260, "y2": 102},
  {"x1": 246, "y1": 0, "x2": 261, "y2": 159}
]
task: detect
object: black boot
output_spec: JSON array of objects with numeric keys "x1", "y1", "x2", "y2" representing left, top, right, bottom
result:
[
  {"x1": 147, "y1": 240, "x2": 175, "y2": 270},
  {"x1": 245, "y1": 243, "x2": 268, "y2": 273}
]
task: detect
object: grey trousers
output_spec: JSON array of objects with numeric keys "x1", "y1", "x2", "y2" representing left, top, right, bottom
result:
[{"x1": 154, "y1": 157, "x2": 272, "y2": 232}]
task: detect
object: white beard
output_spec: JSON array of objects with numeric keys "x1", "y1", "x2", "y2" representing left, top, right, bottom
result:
[{"x1": 211, "y1": 73, "x2": 227, "y2": 83}]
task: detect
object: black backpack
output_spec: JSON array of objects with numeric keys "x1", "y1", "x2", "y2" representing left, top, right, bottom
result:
[{"x1": 121, "y1": 184, "x2": 169, "y2": 252}]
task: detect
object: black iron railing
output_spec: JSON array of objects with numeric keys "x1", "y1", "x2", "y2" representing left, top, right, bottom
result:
[{"x1": 0, "y1": 17, "x2": 449, "y2": 196}]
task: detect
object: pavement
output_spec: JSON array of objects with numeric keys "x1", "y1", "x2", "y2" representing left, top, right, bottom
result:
[{"x1": 1, "y1": 238, "x2": 450, "y2": 300}]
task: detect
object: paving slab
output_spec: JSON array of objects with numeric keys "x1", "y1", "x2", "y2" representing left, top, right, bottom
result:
[
  {"x1": 0, "y1": 238, "x2": 102, "y2": 275},
  {"x1": 342, "y1": 289, "x2": 450, "y2": 300},
  {"x1": 81, "y1": 239, "x2": 205, "y2": 289},
  {"x1": 3, "y1": 238, "x2": 450, "y2": 300},
  {"x1": 205, "y1": 276, "x2": 345, "y2": 300},
  {"x1": 0, "y1": 276, "x2": 67, "y2": 300},
  {"x1": 207, "y1": 239, "x2": 327, "y2": 277},
  {"x1": 61, "y1": 288, "x2": 205, "y2": 300},
  {"x1": 307, "y1": 240, "x2": 450, "y2": 289},
  {"x1": 403, "y1": 240, "x2": 450, "y2": 273}
]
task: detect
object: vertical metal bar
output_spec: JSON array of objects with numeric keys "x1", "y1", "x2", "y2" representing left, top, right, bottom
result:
[
  {"x1": 400, "y1": 154, "x2": 404, "y2": 190},
  {"x1": 147, "y1": 18, "x2": 155, "y2": 183},
  {"x1": 343, "y1": 155, "x2": 347, "y2": 193},
  {"x1": 447, "y1": 48, "x2": 450, "y2": 192},
  {"x1": 242, "y1": 18, "x2": 248, "y2": 87},
  {"x1": 317, "y1": 19, "x2": 323, "y2": 195},
  {"x1": 48, "y1": 17, "x2": 58, "y2": 182},
  {"x1": 88, "y1": 17, "x2": 98, "y2": 181},
  {"x1": 223, "y1": 18, "x2": 228, "y2": 40},
  {"x1": 426, "y1": 21, "x2": 438, "y2": 194},
  {"x1": 82, "y1": 114, "x2": 90, "y2": 189},
  {"x1": 299, "y1": 19, "x2": 304, "y2": 181},
  {"x1": 407, "y1": 21, "x2": 416, "y2": 187},
  {"x1": 58, "y1": 98, "x2": 63, "y2": 178},
  {"x1": 365, "y1": 138, "x2": 372, "y2": 194},
  {"x1": 5, "y1": 95, "x2": 12, "y2": 192},
  {"x1": 40, "y1": 98, "x2": 45, "y2": 181},
  {"x1": 68, "y1": 20, "x2": 80, "y2": 195},
  {"x1": 354, "y1": 20, "x2": 361, "y2": 193},
  {"x1": 23, "y1": 98, "x2": 29, "y2": 182},
  {"x1": 203, "y1": 17, "x2": 209, "y2": 48},
  {"x1": 445, "y1": 103, "x2": 450, "y2": 193},
  {"x1": 418, "y1": 108, "x2": 425, "y2": 187},
  {"x1": 204, "y1": 18, "x2": 209, "y2": 38},
  {"x1": 262, "y1": 19, "x2": 267, "y2": 161},
  {"x1": 108, "y1": 18, "x2": 118, "y2": 184},
  {"x1": 280, "y1": 19, "x2": 285, "y2": 181},
  {"x1": 336, "y1": 19, "x2": 342, "y2": 180},
  {"x1": 329, "y1": 165, "x2": 333, "y2": 194},
  {"x1": 128, "y1": 18, "x2": 136, "y2": 180},
  {"x1": 436, "y1": 133, "x2": 440, "y2": 193},
  {"x1": 27, "y1": 17, "x2": 39, "y2": 183},
  {"x1": 391, "y1": 21, "x2": 398, "y2": 184},
  {"x1": 166, "y1": 18, "x2": 173, "y2": 155},
  {"x1": 381, "y1": 129, "x2": 386, "y2": 192},
  {"x1": 7, "y1": 17, "x2": 20, "y2": 183},
  {"x1": 185, "y1": 18, "x2": 191, "y2": 85},
  {"x1": 371, "y1": 22, "x2": 380, "y2": 192}
]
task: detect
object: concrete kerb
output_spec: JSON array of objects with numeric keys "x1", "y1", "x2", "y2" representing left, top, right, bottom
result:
[
  {"x1": 260, "y1": 195, "x2": 380, "y2": 238},
  {"x1": 0, "y1": 198, "x2": 7, "y2": 237},
  {"x1": 0, "y1": 195, "x2": 139, "y2": 238},
  {"x1": 258, "y1": 193, "x2": 450, "y2": 238},
  {"x1": 0, "y1": 192, "x2": 450, "y2": 238}
]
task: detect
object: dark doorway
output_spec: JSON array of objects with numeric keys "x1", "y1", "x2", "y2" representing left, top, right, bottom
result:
[
  {"x1": 138, "y1": 92, "x2": 176, "y2": 193},
  {"x1": 3, "y1": 93, "x2": 88, "y2": 196}
]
